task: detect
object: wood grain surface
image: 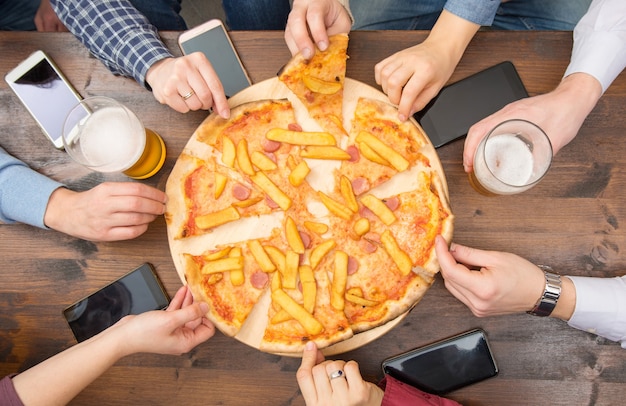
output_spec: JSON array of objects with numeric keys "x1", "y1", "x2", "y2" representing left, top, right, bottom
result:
[{"x1": 1, "y1": 30, "x2": 626, "y2": 406}]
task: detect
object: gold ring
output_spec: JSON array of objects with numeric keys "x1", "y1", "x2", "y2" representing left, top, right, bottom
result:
[
  {"x1": 181, "y1": 90, "x2": 195, "y2": 100},
  {"x1": 329, "y1": 370, "x2": 344, "y2": 380}
]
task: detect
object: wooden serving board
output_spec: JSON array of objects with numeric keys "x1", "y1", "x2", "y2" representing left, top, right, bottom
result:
[{"x1": 167, "y1": 77, "x2": 448, "y2": 356}]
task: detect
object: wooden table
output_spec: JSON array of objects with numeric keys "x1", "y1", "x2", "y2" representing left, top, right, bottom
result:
[{"x1": 1, "y1": 30, "x2": 625, "y2": 405}]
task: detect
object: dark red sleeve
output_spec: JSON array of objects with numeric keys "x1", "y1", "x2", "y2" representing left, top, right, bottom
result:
[
  {"x1": 378, "y1": 375, "x2": 461, "y2": 406},
  {"x1": 0, "y1": 374, "x2": 25, "y2": 406}
]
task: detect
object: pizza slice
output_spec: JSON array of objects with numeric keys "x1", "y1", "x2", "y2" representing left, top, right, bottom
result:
[
  {"x1": 183, "y1": 239, "x2": 276, "y2": 337},
  {"x1": 278, "y1": 33, "x2": 349, "y2": 142},
  {"x1": 259, "y1": 253, "x2": 353, "y2": 353},
  {"x1": 342, "y1": 97, "x2": 431, "y2": 195}
]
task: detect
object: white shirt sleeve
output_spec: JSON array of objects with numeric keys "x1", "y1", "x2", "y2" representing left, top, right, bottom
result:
[
  {"x1": 563, "y1": 0, "x2": 626, "y2": 93},
  {"x1": 567, "y1": 275, "x2": 626, "y2": 348}
]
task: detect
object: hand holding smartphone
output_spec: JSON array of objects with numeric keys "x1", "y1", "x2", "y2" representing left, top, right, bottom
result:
[
  {"x1": 63, "y1": 263, "x2": 170, "y2": 342},
  {"x1": 5, "y1": 50, "x2": 82, "y2": 149},
  {"x1": 178, "y1": 19, "x2": 251, "y2": 98},
  {"x1": 382, "y1": 329, "x2": 498, "y2": 395},
  {"x1": 414, "y1": 61, "x2": 528, "y2": 148}
]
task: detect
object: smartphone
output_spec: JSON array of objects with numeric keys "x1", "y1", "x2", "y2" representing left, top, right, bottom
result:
[
  {"x1": 414, "y1": 61, "x2": 528, "y2": 148},
  {"x1": 63, "y1": 263, "x2": 170, "y2": 342},
  {"x1": 5, "y1": 50, "x2": 83, "y2": 149},
  {"x1": 178, "y1": 19, "x2": 252, "y2": 98},
  {"x1": 381, "y1": 328, "x2": 498, "y2": 395}
]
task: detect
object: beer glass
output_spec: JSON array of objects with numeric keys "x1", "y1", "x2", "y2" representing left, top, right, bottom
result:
[
  {"x1": 469, "y1": 119, "x2": 552, "y2": 195},
  {"x1": 62, "y1": 96, "x2": 166, "y2": 179}
]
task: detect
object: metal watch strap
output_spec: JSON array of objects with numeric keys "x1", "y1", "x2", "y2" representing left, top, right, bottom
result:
[{"x1": 527, "y1": 266, "x2": 561, "y2": 317}]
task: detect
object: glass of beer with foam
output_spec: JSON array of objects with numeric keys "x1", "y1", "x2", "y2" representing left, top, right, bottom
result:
[
  {"x1": 469, "y1": 119, "x2": 552, "y2": 195},
  {"x1": 62, "y1": 96, "x2": 166, "y2": 179}
]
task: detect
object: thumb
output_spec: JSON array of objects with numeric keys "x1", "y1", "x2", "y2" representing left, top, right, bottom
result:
[{"x1": 300, "y1": 341, "x2": 321, "y2": 370}]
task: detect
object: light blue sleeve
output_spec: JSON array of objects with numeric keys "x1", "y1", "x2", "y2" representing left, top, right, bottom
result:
[
  {"x1": 567, "y1": 275, "x2": 626, "y2": 348},
  {"x1": 0, "y1": 147, "x2": 64, "y2": 228},
  {"x1": 444, "y1": 0, "x2": 500, "y2": 26}
]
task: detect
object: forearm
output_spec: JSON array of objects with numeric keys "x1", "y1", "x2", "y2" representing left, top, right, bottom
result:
[
  {"x1": 12, "y1": 323, "x2": 131, "y2": 406},
  {"x1": 424, "y1": 10, "x2": 480, "y2": 68},
  {"x1": 0, "y1": 148, "x2": 63, "y2": 227},
  {"x1": 50, "y1": 0, "x2": 174, "y2": 87}
]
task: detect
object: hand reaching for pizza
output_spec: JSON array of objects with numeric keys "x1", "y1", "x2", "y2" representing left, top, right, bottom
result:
[
  {"x1": 116, "y1": 285, "x2": 215, "y2": 356},
  {"x1": 146, "y1": 53, "x2": 230, "y2": 118},
  {"x1": 297, "y1": 341, "x2": 385, "y2": 406},
  {"x1": 374, "y1": 10, "x2": 479, "y2": 122},
  {"x1": 44, "y1": 182, "x2": 167, "y2": 241},
  {"x1": 285, "y1": 0, "x2": 352, "y2": 59}
]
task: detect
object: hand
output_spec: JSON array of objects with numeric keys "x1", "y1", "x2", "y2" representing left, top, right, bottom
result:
[
  {"x1": 34, "y1": 0, "x2": 68, "y2": 32},
  {"x1": 117, "y1": 285, "x2": 215, "y2": 356},
  {"x1": 463, "y1": 72, "x2": 603, "y2": 173},
  {"x1": 285, "y1": 0, "x2": 352, "y2": 59},
  {"x1": 44, "y1": 182, "x2": 167, "y2": 241},
  {"x1": 297, "y1": 341, "x2": 384, "y2": 406},
  {"x1": 374, "y1": 42, "x2": 455, "y2": 122},
  {"x1": 434, "y1": 235, "x2": 546, "y2": 317},
  {"x1": 145, "y1": 54, "x2": 230, "y2": 118},
  {"x1": 374, "y1": 10, "x2": 479, "y2": 121}
]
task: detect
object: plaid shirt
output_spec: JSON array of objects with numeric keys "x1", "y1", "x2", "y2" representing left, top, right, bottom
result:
[{"x1": 50, "y1": 0, "x2": 174, "y2": 88}]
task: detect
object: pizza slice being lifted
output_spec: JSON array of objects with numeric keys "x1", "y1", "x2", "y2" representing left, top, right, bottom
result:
[{"x1": 278, "y1": 33, "x2": 349, "y2": 142}]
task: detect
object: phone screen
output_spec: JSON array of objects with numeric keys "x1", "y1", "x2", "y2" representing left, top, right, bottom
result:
[
  {"x1": 5, "y1": 52, "x2": 82, "y2": 148},
  {"x1": 179, "y1": 20, "x2": 251, "y2": 97},
  {"x1": 382, "y1": 329, "x2": 498, "y2": 395},
  {"x1": 63, "y1": 263, "x2": 170, "y2": 342},
  {"x1": 414, "y1": 61, "x2": 528, "y2": 148}
]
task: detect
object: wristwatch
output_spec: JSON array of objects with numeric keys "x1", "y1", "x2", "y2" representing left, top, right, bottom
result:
[{"x1": 527, "y1": 265, "x2": 562, "y2": 317}]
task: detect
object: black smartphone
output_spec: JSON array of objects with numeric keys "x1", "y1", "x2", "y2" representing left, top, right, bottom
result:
[
  {"x1": 5, "y1": 50, "x2": 83, "y2": 149},
  {"x1": 63, "y1": 263, "x2": 170, "y2": 342},
  {"x1": 178, "y1": 19, "x2": 252, "y2": 98},
  {"x1": 381, "y1": 328, "x2": 498, "y2": 395},
  {"x1": 414, "y1": 61, "x2": 528, "y2": 148}
]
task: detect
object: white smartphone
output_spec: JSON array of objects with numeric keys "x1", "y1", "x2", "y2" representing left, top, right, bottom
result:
[
  {"x1": 5, "y1": 50, "x2": 83, "y2": 149},
  {"x1": 178, "y1": 19, "x2": 252, "y2": 98}
]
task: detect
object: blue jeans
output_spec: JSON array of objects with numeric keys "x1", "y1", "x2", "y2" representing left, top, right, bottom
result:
[
  {"x1": 350, "y1": 0, "x2": 592, "y2": 30},
  {"x1": 222, "y1": 0, "x2": 291, "y2": 30},
  {"x1": 0, "y1": 0, "x2": 186, "y2": 31}
]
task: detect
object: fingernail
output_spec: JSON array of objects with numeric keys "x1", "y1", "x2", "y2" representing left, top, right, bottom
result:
[
  {"x1": 317, "y1": 41, "x2": 328, "y2": 51},
  {"x1": 305, "y1": 341, "x2": 315, "y2": 350},
  {"x1": 398, "y1": 114, "x2": 406, "y2": 122},
  {"x1": 302, "y1": 48, "x2": 313, "y2": 59},
  {"x1": 220, "y1": 109, "x2": 230, "y2": 119}
]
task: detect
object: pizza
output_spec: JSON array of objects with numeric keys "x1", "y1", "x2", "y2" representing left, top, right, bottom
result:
[
  {"x1": 278, "y1": 33, "x2": 349, "y2": 141},
  {"x1": 165, "y1": 35, "x2": 454, "y2": 354}
]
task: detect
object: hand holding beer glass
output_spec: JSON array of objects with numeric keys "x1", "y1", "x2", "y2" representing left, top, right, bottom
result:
[
  {"x1": 469, "y1": 119, "x2": 552, "y2": 195},
  {"x1": 62, "y1": 96, "x2": 166, "y2": 179}
]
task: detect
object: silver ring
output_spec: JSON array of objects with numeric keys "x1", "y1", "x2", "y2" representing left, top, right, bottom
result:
[
  {"x1": 329, "y1": 370, "x2": 344, "y2": 380},
  {"x1": 181, "y1": 90, "x2": 195, "y2": 100}
]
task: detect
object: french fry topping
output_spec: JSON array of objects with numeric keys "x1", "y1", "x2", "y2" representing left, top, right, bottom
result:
[
  {"x1": 195, "y1": 206, "x2": 241, "y2": 230},
  {"x1": 331, "y1": 251, "x2": 348, "y2": 310},
  {"x1": 247, "y1": 240, "x2": 276, "y2": 272},
  {"x1": 300, "y1": 146, "x2": 351, "y2": 160},
  {"x1": 271, "y1": 289, "x2": 324, "y2": 335},
  {"x1": 318, "y1": 191, "x2": 353, "y2": 220},
  {"x1": 236, "y1": 139, "x2": 256, "y2": 176},
  {"x1": 251, "y1": 150, "x2": 278, "y2": 171},
  {"x1": 250, "y1": 172, "x2": 292, "y2": 211},
  {"x1": 266, "y1": 128, "x2": 336, "y2": 146},
  {"x1": 360, "y1": 194, "x2": 397, "y2": 225},
  {"x1": 303, "y1": 75, "x2": 342, "y2": 94},
  {"x1": 355, "y1": 131, "x2": 409, "y2": 172},
  {"x1": 381, "y1": 229, "x2": 412, "y2": 275}
]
